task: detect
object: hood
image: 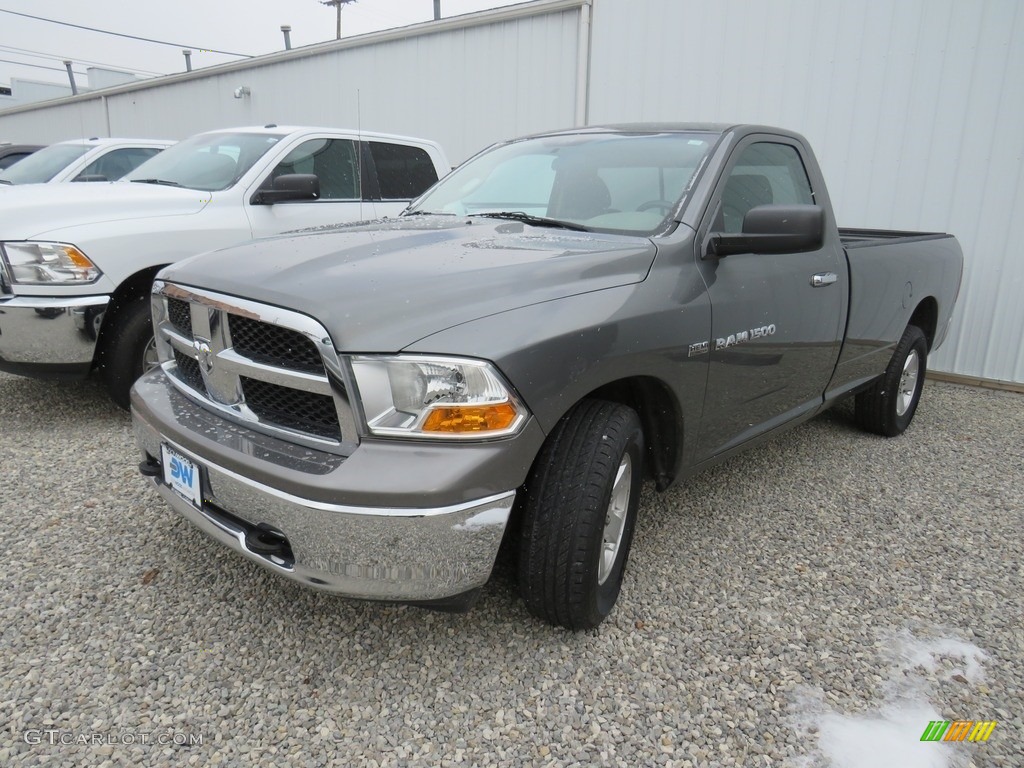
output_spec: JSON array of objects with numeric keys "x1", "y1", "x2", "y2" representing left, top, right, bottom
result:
[
  {"x1": 0, "y1": 182, "x2": 212, "y2": 240},
  {"x1": 161, "y1": 217, "x2": 657, "y2": 351}
]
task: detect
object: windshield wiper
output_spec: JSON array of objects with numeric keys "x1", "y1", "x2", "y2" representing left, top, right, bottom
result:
[
  {"x1": 468, "y1": 211, "x2": 589, "y2": 232},
  {"x1": 130, "y1": 178, "x2": 183, "y2": 187},
  {"x1": 400, "y1": 210, "x2": 455, "y2": 217},
  {"x1": 0, "y1": 179, "x2": 12, "y2": 185}
]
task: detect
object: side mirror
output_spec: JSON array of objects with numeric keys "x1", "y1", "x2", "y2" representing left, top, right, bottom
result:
[
  {"x1": 707, "y1": 204, "x2": 824, "y2": 257},
  {"x1": 250, "y1": 174, "x2": 320, "y2": 205}
]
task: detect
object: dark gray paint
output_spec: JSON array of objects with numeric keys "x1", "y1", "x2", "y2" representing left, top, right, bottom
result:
[{"x1": 154, "y1": 124, "x2": 963, "y2": 487}]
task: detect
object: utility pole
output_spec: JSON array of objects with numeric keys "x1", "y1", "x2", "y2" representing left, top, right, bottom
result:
[
  {"x1": 434, "y1": 1, "x2": 441, "y2": 20},
  {"x1": 320, "y1": 0, "x2": 358, "y2": 40}
]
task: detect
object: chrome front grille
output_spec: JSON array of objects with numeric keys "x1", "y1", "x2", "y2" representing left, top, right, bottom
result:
[{"x1": 152, "y1": 281, "x2": 358, "y2": 454}]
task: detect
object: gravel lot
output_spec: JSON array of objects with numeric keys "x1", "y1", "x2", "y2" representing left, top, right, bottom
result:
[{"x1": 0, "y1": 372, "x2": 1020, "y2": 767}]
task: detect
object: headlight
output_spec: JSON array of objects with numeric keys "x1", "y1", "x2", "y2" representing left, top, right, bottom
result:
[
  {"x1": 349, "y1": 355, "x2": 528, "y2": 439},
  {"x1": 0, "y1": 241, "x2": 101, "y2": 284}
]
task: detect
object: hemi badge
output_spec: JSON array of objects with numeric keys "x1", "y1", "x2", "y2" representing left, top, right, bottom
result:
[{"x1": 688, "y1": 341, "x2": 709, "y2": 357}]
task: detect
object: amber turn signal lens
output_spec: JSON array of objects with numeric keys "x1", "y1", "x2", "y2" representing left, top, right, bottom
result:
[
  {"x1": 421, "y1": 403, "x2": 518, "y2": 433},
  {"x1": 63, "y1": 246, "x2": 94, "y2": 269}
]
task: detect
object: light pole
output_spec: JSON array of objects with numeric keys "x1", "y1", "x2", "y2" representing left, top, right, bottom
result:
[{"x1": 320, "y1": 0, "x2": 358, "y2": 40}]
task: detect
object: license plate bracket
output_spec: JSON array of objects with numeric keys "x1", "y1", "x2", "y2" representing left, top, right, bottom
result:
[{"x1": 161, "y1": 443, "x2": 203, "y2": 510}]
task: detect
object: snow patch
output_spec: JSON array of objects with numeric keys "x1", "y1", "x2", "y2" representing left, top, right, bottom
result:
[{"x1": 791, "y1": 629, "x2": 988, "y2": 768}]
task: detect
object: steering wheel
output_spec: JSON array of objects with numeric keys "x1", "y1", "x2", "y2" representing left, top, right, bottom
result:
[{"x1": 638, "y1": 200, "x2": 674, "y2": 214}]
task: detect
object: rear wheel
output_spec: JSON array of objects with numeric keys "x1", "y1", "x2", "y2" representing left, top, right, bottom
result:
[
  {"x1": 102, "y1": 298, "x2": 159, "y2": 410},
  {"x1": 856, "y1": 324, "x2": 928, "y2": 436},
  {"x1": 517, "y1": 399, "x2": 644, "y2": 630}
]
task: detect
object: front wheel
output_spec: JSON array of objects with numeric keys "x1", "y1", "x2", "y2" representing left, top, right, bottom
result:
[
  {"x1": 517, "y1": 399, "x2": 644, "y2": 630},
  {"x1": 855, "y1": 324, "x2": 928, "y2": 437},
  {"x1": 102, "y1": 298, "x2": 159, "y2": 410}
]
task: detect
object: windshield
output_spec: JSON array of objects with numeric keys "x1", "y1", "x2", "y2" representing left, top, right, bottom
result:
[
  {"x1": 123, "y1": 132, "x2": 286, "y2": 191},
  {"x1": 407, "y1": 132, "x2": 717, "y2": 235},
  {"x1": 0, "y1": 143, "x2": 92, "y2": 184}
]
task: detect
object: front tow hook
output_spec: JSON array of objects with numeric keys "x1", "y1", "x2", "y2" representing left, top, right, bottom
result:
[{"x1": 244, "y1": 525, "x2": 294, "y2": 565}]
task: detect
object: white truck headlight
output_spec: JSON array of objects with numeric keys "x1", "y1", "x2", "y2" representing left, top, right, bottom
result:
[
  {"x1": 0, "y1": 241, "x2": 101, "y2": 284},
  {"x1": 349, "y1": 355, "x2": 528, "y2": 439}
]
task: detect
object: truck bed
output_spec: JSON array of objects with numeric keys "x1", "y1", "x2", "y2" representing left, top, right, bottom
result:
[{"x1": 830, "y1": 229, "x2": 963, "y2": 395}]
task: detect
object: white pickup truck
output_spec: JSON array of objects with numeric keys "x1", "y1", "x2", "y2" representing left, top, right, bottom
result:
[
  {"x1": 0, "y1": 125, "x2": 449, "y2": 407},
  {"x1": 0, "y1": 137, "x2": 172, "y2": 185}
]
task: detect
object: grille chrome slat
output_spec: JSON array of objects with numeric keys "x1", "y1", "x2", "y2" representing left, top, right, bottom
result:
[
  {"x1": 152, "y1": 281, "x2": 357, "y2": 455},
  {"x1": 162, "y1": 324, "x2": 198, "y2": 357},
  {"x1": 215, "y1": 349, "x2": 333, "y2": 395}
]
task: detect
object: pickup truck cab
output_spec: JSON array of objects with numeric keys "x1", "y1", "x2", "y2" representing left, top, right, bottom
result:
[
  {"x1": 0, "y1": 137, "x2": 172, "y2": 185},
  {"x1": 0, "y1": 125, "x2": 449, "y2": 406},
  {"x1": 131, "y1": 124, "x2": 963, "y2": 629}
]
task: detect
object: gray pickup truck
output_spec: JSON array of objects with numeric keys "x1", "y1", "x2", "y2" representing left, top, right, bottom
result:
[{"x1": 131, "y1": 124, "x2": 963, "y2": 629}]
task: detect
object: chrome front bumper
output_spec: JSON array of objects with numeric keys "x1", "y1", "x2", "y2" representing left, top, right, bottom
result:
[
  {"x1": 132, "y1": 369, "x2": 542, "y2": 604},
  {"x1": 0, "y1": 294, "x2": 108, "y2": 371}
]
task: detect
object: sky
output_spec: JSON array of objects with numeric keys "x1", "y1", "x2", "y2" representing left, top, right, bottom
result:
[{"x1": 0, "y1": 0, "x2": 524, "y2": 90}]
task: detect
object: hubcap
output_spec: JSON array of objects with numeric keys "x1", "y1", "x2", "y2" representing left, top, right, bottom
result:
[
  {"x1": 896, "y1": 350, "x2": 920, "y2": 416},
  {"x1": 141, "y1": 336, "x2": 160, "y2": 373},
  {"x1": 598, "y1": 453, "x2": 632, "y2": 586}
]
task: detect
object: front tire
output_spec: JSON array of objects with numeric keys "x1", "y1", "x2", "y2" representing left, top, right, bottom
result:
[
  {"x1": 517, "y1": 399, "x2": 644, "y2": 630},
  {"x1": 856, "y1": 324, "x2": 928, "y2": 437},
  {"x1": 102, "y1": 298, "x2": 158, "y2": 410}
]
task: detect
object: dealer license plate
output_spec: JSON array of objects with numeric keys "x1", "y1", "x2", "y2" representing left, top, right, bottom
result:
[{"x1": 161, "y1": 443, "x2": 202, "y2": 510}]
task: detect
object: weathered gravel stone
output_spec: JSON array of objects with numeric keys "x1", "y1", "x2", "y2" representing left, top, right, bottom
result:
[{"x1": 0, "y1": 373, "x2": 1020, "y2": 766}]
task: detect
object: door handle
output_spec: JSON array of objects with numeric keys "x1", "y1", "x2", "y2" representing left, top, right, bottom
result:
[{"x1": 811, "y1": 272, "x2": 838, "y2": 287}]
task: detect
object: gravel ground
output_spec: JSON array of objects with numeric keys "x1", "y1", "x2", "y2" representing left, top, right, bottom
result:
[{"x1": 0, "y1": 372, "x2": 1020, "y2": 768}]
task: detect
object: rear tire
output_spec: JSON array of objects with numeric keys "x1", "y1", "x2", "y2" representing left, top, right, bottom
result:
[
  {"x1": 855, "y1": 324, "x2": 927, "y2": 437},
  {"x1": 102, "y1": 298, "x2": 158, "y2": 411},
  {"x1": 517, "y1": 399, "x2": 644, "y2": 630}
]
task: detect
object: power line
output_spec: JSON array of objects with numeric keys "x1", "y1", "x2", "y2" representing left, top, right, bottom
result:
[
  {"x1": 0, "y1": 43, "x2": 165, "y2": 77},
  {"x1": 0, "y1": 8, "x2": 253, "y2": 58},
  {"x1": 0, "y1": 57, "x2": 87, "y2": 76}
]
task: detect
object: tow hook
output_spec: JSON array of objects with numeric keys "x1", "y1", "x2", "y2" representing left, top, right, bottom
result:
[
  {"x1": 138, "y1": 455, "x2": 161, "y2": 477},
  {"x1": 244, "y1": 525, "x2": 294, "y2": 564}
]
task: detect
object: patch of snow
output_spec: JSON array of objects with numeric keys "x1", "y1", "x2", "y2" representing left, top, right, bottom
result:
[{"x1": 790, "y1": 628, "x2": 988, "y2": 768}]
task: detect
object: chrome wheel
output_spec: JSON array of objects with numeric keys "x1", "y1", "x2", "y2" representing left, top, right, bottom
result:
[
  {"x1": 896, "y1": 349, "x2": 920, "y2": 416},
  {"x1": 141, "y1": 336, "x2": 160, "y2": 373},
  {"x1": 598, "y1": 453, "x2": 632, "y2": 586}
]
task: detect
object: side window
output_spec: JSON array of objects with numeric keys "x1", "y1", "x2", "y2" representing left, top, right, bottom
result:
[
  {"x1": 369, "y1": 142, "x2": 439, "y2": 199},
  {"x1": 74, "y1": 147, "x2": 163, "y2": 181},
  {"x1": 263, "y1": 139, "x2": 360, "y2": 200},
  {"x1": 717, "y1": 142, "x2": 813, "y2": 233}
]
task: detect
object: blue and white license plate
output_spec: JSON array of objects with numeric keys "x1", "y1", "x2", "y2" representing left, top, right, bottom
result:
[{"x1": 161, "y1": 443, "x2": 202, "y2": 510}]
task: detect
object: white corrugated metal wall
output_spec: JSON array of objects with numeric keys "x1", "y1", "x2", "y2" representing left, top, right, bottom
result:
[
  {"x1": 588, "y1": 0, "x2": 1024, "y2": 385},
  {"x1": 1, "y1": 0, "x2": 1021, "y2": 384},
  {"x1": 0, "y1": 2, "x2": 583, "y2": 165}
]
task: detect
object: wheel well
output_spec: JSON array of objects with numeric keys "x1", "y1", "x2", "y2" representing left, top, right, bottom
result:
[
  {"x1": 909, "y1": 297, "x2": 938, "y2": 351},
  {"x1": 585, "y1": 377, "x2": 681, "y2": 491},
  {"x1": 92, "y1": 266, "x2": 166, "y2": 369}
]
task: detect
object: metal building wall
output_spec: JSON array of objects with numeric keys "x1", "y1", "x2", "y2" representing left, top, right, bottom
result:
[
  {"x1": 2, "y1": 0, "x2": 1021, "y2": 384},
  {"x1": 0, "y1": 1, "x2": 584, "y2": 165},
  {"x1": 588, "y1": 0, "x2": 1024, "y2": 384}
]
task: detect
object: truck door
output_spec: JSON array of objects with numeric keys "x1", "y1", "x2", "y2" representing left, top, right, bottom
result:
[
  {"x1": 245, "y1": 137, "x2": 378, "y2": 237},
  {"x1": 693, "y1": 138, "x2": 847, "y2": 460}
]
